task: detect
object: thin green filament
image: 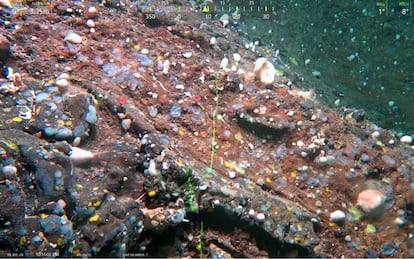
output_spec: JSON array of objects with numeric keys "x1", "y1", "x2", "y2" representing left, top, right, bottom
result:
[{"x1": 207, "y1": 70, "x2": 222, "y2": 176}]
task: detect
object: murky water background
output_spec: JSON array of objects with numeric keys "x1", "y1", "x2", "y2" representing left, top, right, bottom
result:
[{"x1": 208, "y1": 0, "x2": 414, "y2": 134}]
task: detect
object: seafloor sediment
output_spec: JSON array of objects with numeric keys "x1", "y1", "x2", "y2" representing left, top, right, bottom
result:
[{"x1": 0, "y1": 0, "x2": 413, "y2": 257}]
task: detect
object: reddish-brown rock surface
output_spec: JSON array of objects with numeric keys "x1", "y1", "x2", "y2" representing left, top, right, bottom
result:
[{"x1": 0, "y1": 0, "x2": 413, "y2": 257}]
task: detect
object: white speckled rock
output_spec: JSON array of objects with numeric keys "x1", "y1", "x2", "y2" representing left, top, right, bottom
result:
[
  {"x1": 70, "y1": 147, "x2": 95, "y2": 166},
  {"x1": 64, "y1": 32, "x2": 82, "y2": 44},
  {"x1": 400, "y1": 135, "x2": 412, "y2": 144},
  {"x1": 56, "y1": 73, "x2": 70, "y2": 80},
  {"x1": 254, "y1": 57, "x2": 276, "y2": 86},
  {"x1": 121, "y1": 118, "x2": 131, "y2": 131},
  {"x1": 88, "y1": 6, "x2": 97, "y2": 15},
  {"x1": 86, "y1": 19, "x2": 95, "y2": 28},
  {"x1": 1, "y1": 165, "x2": 17, "y2": 178},
  {"x1": 219, "y1": 13, "x2": 229, "y2": 27},
  {"x1": 55, "y1": 78, "x2": 69, "y2": 87},
  {"x1": 256, "y1": 212, "x2": 265, "y2": 221},
  {"x1": 357, "y1": 189, "x2": 386, "y2": 216},
  {"x1": 330, "y1": 210, "x2": 346, "y2": 223}
]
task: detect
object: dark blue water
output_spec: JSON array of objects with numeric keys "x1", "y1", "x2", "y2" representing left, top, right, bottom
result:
[{"x1": 209, "y1": 0, "x2": 414, "y2": 135}]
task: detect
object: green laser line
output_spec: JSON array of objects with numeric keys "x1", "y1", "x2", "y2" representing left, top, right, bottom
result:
[
  {"x1": 204, "y1": 69, "x2": 222, "y2": 179},
  {"x1": 186, "y1": 166, "x2": 197, "y2": 213},
  {"x1": 209, "y1": 79, "x2": 220, "y2": 169},
  {"x1": 197, "y1": 221, "x2": 204, "y2": 258}
]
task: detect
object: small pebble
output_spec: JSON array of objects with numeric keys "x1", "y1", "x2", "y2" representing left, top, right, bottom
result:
[
  {"x1": 219, "y1": 13, "x2": 230, "y2": 27},
  {"x1": 148, "y1": 107, "x2": 158, "y2": 117},
  {"x1": 40, "y1": 215, "x2": 61, "y2": 235},
  {"x1": 175, "y1": 84, "x2": 185, "y2": 90},
  {"x1": 318, "y1": 109, "x2": 329, "y2": 122},
  {"x1": 228, "y1": 171, "x2": 236, "y2": 179},
  {"x1": 93, "y1": 56, "x2": 103, "y2": 66},
  {"x1": 73, "y1": 124, "x2": 88, "y2": 137},
  {"x1": 2, "y1": 165, "x2": 17, "y2": 178},
  {"x1": 382, "y1": 155, "x2": 396, "y2": 166},
  {"x1": 136, "y1": 53, "x2": 153, "y2": 67},
  {"x1": 85, "y1": 105, "x2": 97, "y2": 124},
  {"x1": 54, "y1": 170, "x2": 63, "y2": 186},
  {"x1": 364, "y1": 249, "x2": 378, "y2": 258},
  {"x1": 55, "y1": 127, "x2": 73, "y2": 139},
  {"x1": 64, "y1": 32, "x2": 83, "y2": 44},
  {"x1": 312, "y1": 70, "x2": 321, "y2": 77},
  {"x1": 89, "y1": 214, "x2": 100, "y2": 223},
  {"x1": 88, "y1": 6, "x2": 97, "y2": 14},
  {"x1": 36, "y1": 92, "x2": 50, "y2": 102},
  {"x1": 72, "y1": 136, "x2": 81, "y2": 147},
  {"x1": 56, "y1": 73, "x2": 70, "y2": 80},
  {"x1": 344, "y1": 235, "x2": 352, "y2": 242},
  {"x1": 256, "y1": 213, "x2": 265, "y2": 221},
  {"x1": 162, "y1": 60, "x2": 170, "y2": 74},
  {"x1": 31, "y1": 235, "x2": 43, "y2": 243},
  {"x1": 357, "y1": 189, "x2": 386, "y2": 215},
  {"x1": 400, "y1": 135, "x2": 412, "y2": 144},
  {"x1": 248, "y1": 209, "x2": 255, "y2": 216},
  {"x1": 48, "y1": 86, "x2": 58, "y2": 92},
  {"x1": 276, "y1": 178, "x2": 288, "y2": 188},
  {"x1": 70, "y1": 147, "x2": 95, "y2": 165},
  {"x1": 146, "y1": 160, "x2": 157, "y2": 176},
  {"x1": 44, "y1": 127, "x2": 58, "y2": 136},
  {"x1": 233, "y1": 53, "x2": 241, "y2": 62},
  {"x1": 318, "y1": 156, "x2": 328, "y2": 164},
  {"x1": 102, "y1": 63, "x2": 120, "y2": 77},
  {"x1": 199, "y1": 185, "x2": 208, "y2": 191},
  {"x1": 325, "y1": 155, "x2": 336, "y2": 165},
  {"x1": 254, "y1": 57, "x2": 276, "y2": 86},
  {"x1": 365, "y1": 224, "x2": 377, "y2": 234},
  {"x1": 223, "y1": 130, "x2": 231, "y2": 137},
  {"x1": 381, "y1": 242, "x2": 398, "y2": 257},
  {"x1": 360, "y1": 153, "x2": 370, "y2": 163},
  {"x1": 314, "y1": 200, "x2": 322, "y2": 207},
  {"x1": 209, "y1": 37, "x2": 217, "y2": 45},
  {"x1": 55, "y1": 78, "x2": 69, "y2": 87},
  {"x1": 330, "y1": 210, "x2": 346, "y2": 223},
  {"x1": 170, "y1": 105, "x2": 182, "y2": 118},
  {"x1": 397, "y1": 210, "x2": 406, "y2": 218},
  {"x1": 182, "y1": 51, "x2": 192, "y2": 58},
  {"x1": 393, "y1": 217, "x2": 406, "y2": 226},
  {"x1": 371, "y1": 131, "x2": 380, "y2": 139},
  {"x1": 86, "y1": 19, "x2": 95, "y2": 28},
  {"x1": 121, "y1": 119, "x2": 131, "y2": 131},
  {"x1": 220, "y1": 57, "x2": 229, "y2": 69}
]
